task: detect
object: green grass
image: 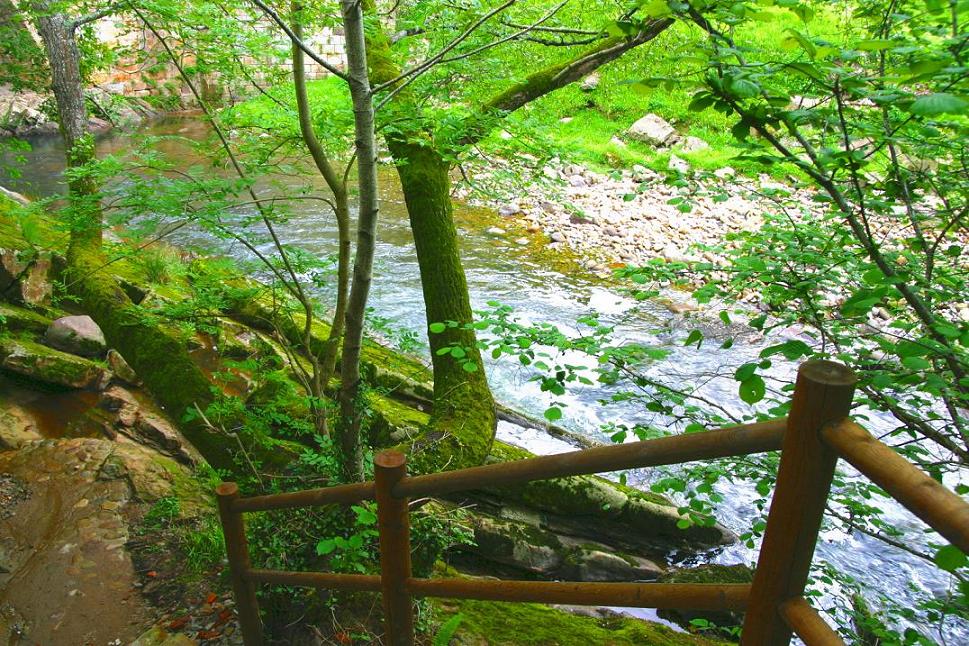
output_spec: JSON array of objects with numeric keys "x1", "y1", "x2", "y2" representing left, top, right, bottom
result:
[{"x1": 487, "y1": 6, "x2": 847, "y2": 178}]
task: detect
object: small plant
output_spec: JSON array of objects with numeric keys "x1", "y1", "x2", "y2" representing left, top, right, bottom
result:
[{"x1": 432, "y1": 613, "x2": 465, "y2": 646}]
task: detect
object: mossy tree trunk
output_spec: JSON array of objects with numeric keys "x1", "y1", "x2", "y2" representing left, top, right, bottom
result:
[
  {"x1": 361, "y1": 5, "x2": 497, "y2": 472},
  {"x1": 30, "y1": 1, "x2": 101, "y2": 253},
  {"x1": 28, "y1": 5, "x2": 287, "y2": 476},
  {"x1": 357, "y1": 9, "x2": 675, "y2": 472},
  {"x1": 387, "y1": 139, "x2": 497, "y2": 471}
]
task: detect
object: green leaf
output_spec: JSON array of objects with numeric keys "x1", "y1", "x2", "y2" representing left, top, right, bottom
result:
[
  {"x1": 902, "y1": 356, "x2": 931, "y2": 371},
  {"x1": 910, "y1": 93, "x2": 968, "y2": 116},
  {"x1": 855, "y1": 39, "x2": 897, "y2": 51},
  {"x1": 684, "y1": 329, "x2": 704, "y2": 348},
  {"x1": 544, "y1": 406, "x2": 563, "y2": 422},
  {"x1": 462, "y1": 361, "x2": 479, "y2": 373},
  {"x1": 739, "y1": 375, "x2": 767, "y2": 404},
  {"x1": 760, "y1": 340, "x2": 813, "y2": 361},
  {"x1": 429, "y1": 322, "x2": 446, "y2": 333},
  {"x1": 316, "y1": 539, "x2": 337, "y2": 555},
  {"x1": 934, "y1": 545, "x2": 967, "y2": 572},
  {"x1": 735, "y1": 362, "x2": 758, "y2": 381}
]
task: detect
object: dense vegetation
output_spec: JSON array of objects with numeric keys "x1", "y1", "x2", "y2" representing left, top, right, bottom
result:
[{"x1": 1, "y1": 0, "x2": 966, "y2": 643}]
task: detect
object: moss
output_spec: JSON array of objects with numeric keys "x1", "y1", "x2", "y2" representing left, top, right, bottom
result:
[
  {"x1": 656, "y1": 565, "x2": 753, "y2": 635},
  {"x1": 431, "y1": 597, "x2": 726, "y2": 645},
  {"x1": 0, "y1": 337, "x2": 107, "y2": 389},
  {"x1": 0, "y1": 302, "x2": 53, "y2": 335},
  {"x1": 368, "y1": 392, "x2": 430, "y2": 446},
  {"x1": 485, "y1": 441, "x2": 730, "y2": 550}
]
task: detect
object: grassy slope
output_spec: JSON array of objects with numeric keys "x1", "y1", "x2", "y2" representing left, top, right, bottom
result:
[{"x1": 487, "y1": 7, "x2": 846, "y2": 177}]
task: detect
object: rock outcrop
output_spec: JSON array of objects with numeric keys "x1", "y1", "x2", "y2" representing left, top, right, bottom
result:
[
  {"x1": 0, "y1": 438, "x2": 208, "y2": 645},
  {"x1": 0, "y1": 338, "x2": 110, "y2": 390},
  {"x1": 627, "y1": 113, "x2": 679, "y2": 147}
]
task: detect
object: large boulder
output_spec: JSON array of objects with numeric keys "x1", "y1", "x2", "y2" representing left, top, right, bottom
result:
[
  {"x1": 0, "y1": 338, "x2": 110, "y2": 390},
  {"x1": 627, "y1": 114, "x2": 680, "y2": 147},
  {"x1": 460, "y1": 506, "x2": 664, "y2": 582},
  {"x1": 98, "y1": 385, "x2": 201, "y2": 465},
  {"x1": 44, "y1": 315, "x2": 107, "y2": 357}
]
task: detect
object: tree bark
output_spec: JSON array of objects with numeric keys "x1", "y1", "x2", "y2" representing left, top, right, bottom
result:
[
  {"x1": 291, "y1": 4, "x2": 351, "y2": 388},
  {"x1": 338, "y1": 0, "x2": 380, "y2": 482},
  {"x1": 31, "y1": 1, "x2": 101, "y2": 251}
]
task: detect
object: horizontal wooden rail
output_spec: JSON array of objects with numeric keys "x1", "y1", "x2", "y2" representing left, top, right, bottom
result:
[
  {"x1": 821, "y1": 419, "x2": 969, "y2": 554},
  {"x1": 232, "y1": 481, "x2": 375, "y2": 513},
  {"x1": 779, "y1": 597, "x2": 845, "y2": 646},
  {"x1": 394, "y1": 418, "x2": 786, "y2": 499},
  {"x1": 404, "y1": 578, "x2": 751, "y2": 610},
  {"x1": 246, "y1": 569, "x2": 382, "y2": 592}
]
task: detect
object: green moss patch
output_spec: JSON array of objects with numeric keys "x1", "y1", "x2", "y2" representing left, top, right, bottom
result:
[{"x1": 432, "y1": 597, "x2": 725, "y2": 645}]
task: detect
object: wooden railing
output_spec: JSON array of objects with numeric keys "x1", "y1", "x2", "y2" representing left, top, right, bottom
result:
[{"x1": 214, "y1": 361, "x2": 969, "y2": 645}]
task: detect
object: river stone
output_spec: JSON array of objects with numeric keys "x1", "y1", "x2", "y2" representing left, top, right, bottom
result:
[
  {"x1": 668, "y1": 154, "x2": 690, "y2": 174},
  {"x1": 0, "y1": 338, "x2": 110, "y2": 390},
  {"x1": 627, "y1": 114, "x2": 679, "y2": 147},
  {"x1": 106, "y1": 349, "x2": 140, "y2": 386},
  {"x1": 0, "y1": 248, "x2": 52, "y2": 306},
  {"x1": 45, "y1": 315, "x2": 107, "y2": 357},
  {"x1": 0, "y1": 406, "x2": 41, "y2": 450},
  {"x1": 580, "y1": 73, "x2": 600, "y2": 92},
  {"x1": 678, "y1": 136, "x2": 710, "y2": 153}
]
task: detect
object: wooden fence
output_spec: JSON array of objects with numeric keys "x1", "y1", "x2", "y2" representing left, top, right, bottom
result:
[{"x1": 214, "y1": 360, "x2": 969, "y2": 645}]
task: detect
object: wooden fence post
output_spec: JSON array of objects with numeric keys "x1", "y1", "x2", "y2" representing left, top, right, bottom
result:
[
  {"x1": 741, "y1": 360, "x2": 856, "y2": 646},
  {"x1": 216, "y1": 482, "x2": 264, "y2": 646},
  {"x1": 375, "y1": 450, "x2": 415, "y2": 646}
]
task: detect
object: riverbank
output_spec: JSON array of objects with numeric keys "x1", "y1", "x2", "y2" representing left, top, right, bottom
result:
[{"x1": 0, "y1": 192, "x2": 738, "y2": 644}]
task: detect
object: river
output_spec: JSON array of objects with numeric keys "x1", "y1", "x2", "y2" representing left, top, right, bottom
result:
[{"x1": 2, "y1": 117, "x2": 964, "y2": 642}]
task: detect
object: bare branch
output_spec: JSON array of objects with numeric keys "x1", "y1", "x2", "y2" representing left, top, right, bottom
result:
[
  {"x1": 71, "y1": 3, "x2": 123, "y2": 30},
  {"x1": 371, "y1": 0, "x2": 520, "y2": 94}
]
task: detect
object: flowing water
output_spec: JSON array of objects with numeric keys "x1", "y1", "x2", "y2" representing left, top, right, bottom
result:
[{"x1": 3, "y1": 118, "x2": 965, "y2": 640}]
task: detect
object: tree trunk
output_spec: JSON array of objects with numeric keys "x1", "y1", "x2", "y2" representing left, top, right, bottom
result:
[
  {"x1": 31, "y1": 3, "x2": 101, "y2": 252},
  {"x1": 361, "y1": 5, "x2": 497, "y2": 472},
  {"x1": 386, "y1": 139, "x2": 497, "y2": 472},
  {"x1": 291, "y1": 4, "x2": 350, "y2": 388},
  {"x1": 337, "y1": 0, "x2": 380, "y2": 482}
]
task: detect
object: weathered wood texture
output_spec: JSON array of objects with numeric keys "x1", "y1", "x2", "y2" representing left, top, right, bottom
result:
[
  {"x1": 216, "y1": 483, "x2": 264, "y2": 646},
  {"x1": 375, "y1": 451, "x2": 415, "y2": 646},
  {"x1": 779, "y1": 597, "x2": 846, "y2": 646},
  {"x1": 741, "y1": 360, "x2": 856, "y2": 646}
]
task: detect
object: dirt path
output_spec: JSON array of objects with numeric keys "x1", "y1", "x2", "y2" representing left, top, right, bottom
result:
[{"x1": 0, "y1": 438, "x2": 158, "y2": 644}]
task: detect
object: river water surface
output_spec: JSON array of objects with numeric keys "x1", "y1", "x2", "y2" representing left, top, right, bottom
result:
[{"x1": 3, "y1": 118, "x2": 965, "y2": 641}]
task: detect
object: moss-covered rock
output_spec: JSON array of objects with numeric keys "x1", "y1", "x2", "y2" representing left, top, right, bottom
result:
[
  {"x1": 0, "y1": 337, "x2": 109, "y2": 389},
  {"x1": 656, "y1": 564, "x2": 754, "y2": 634},
  {"x1": 0, "y1": 301, "x2": 52, "y2": 335},
  {"x1": 431, "y1": 596, "x2": 725, "y2": 645},
  {"x1": 481, "y1": 442, "x2": 734, "y2": 552}
]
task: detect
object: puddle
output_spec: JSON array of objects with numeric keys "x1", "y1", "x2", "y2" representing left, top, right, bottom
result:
[{"x1": 0, "y1": 373, "x2": 102, "y2": 439}]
